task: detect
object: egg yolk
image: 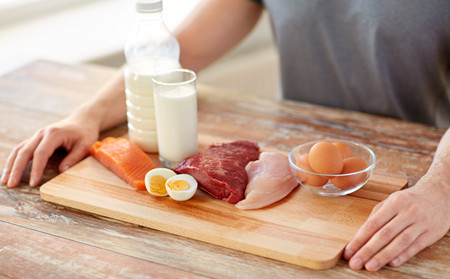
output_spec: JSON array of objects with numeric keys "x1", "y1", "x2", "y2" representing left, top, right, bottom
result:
[
  {"x1": 166, "y1": 180, "x2": 190, "y2": 191},
  {"x1": 150, "y1": 175, "x2": 168, "y2": 196}
]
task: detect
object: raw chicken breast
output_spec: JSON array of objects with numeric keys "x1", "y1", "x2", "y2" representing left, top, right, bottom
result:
[{"x1": 235, "y1": 152, "x2": 299, "y2": 210}]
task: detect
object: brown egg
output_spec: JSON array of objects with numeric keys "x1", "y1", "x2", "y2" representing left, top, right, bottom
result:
[
  {"x1": 331, "y1": 157, "x2": 368, "y2": 189},
  {"x1": 296, "y1": 154, "x2": 328, "y2": 187},
  {"x1": 332, "y1": 141, "x2": 353, "y2": 159},
  {"x1": 309, "y1": 142, "x2": 343, "y2": 175}
]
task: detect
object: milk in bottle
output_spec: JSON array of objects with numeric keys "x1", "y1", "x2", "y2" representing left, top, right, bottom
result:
[{"x1": 124, "y1": 0, "x2": 180, "y2": 152}]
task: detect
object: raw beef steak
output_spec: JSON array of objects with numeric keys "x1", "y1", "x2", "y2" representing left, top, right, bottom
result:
[{"x1": 174, "y1": 140, "x2": 260, "y2": 203}]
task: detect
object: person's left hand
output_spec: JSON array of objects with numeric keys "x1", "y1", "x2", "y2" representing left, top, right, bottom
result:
[{"x1": 343, "y1": 175, "x2": 450, "y2": 271}]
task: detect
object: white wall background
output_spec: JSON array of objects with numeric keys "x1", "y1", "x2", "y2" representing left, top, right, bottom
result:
[{"x1": 0, "y1": 0, "x2": 278, "y2": 99}]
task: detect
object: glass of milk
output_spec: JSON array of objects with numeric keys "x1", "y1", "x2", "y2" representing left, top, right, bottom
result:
[
  {"x1": 124, "y1": 58, "x2": 180, "y2": 153},
  {"x1": 152, "y1": 69, "x2": 198, "y2": 168}
]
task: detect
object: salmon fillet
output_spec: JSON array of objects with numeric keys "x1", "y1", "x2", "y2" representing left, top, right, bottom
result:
[{"x1": 90, "y1": 137, "x2": 157, "y2": 190}]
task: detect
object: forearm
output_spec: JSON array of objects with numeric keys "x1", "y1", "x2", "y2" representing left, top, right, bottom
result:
[
  {"x1": 175, "y1": 0, "x2": 263, "y2": 72},
  {"x1": 70, "y1": 66, "x2": 127, "y2": 133},
  {"x1": 421, "y1": 127, "x2": 450, "y2": 203}
]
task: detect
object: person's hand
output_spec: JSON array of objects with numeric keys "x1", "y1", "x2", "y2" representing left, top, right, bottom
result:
[
  {"x1": 343, "y1": 176, "x2": 450, "y2": 271},
  {"x1": 1, "y1": 116, "x2": 99, "y2": 188}
]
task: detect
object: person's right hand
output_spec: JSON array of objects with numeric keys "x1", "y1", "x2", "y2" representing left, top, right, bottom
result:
[{"x1": 1, "y1": 116, "x2": 99, "y2": 188}]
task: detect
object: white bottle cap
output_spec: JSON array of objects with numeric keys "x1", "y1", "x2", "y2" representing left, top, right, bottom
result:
[{"x1": 136, "y1": 0, "x2": 162, "y2": 13}]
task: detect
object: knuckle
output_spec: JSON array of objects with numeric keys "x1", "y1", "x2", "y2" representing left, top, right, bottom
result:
[
  {"x1": 11, "y1": 143, "x2": 23, "y2": 154},
  {"x1": 370, "y1": 203, "x2": 381, "y2": 215},
  {"x1": 398, "y1": 233, "x2": 413, "y2": 247},
  {"x1": 365, "y1": 219, "x2": 380, "y2": 232},
  {"x1": 390, "y1": 193, "x2": 407, "y2": 207},
  {"x1": 11, "y1": 140, "x2": 29, "y2": 155},
  {"x1": 360, "y1": 246, "x2": 377, "y2": 261},
  {"x1": 34, "y1": 126, "x2": 48, "y2": 138},
  {"x1": 33, "y1": 148, "x2": 48, "y2": 160},
  {"x1": 379, "y1": 227, "x2": 393, "y2": 239},
  {"x1": 44, "y1": 126, "x2": 61, "y2": 136},
  {"x1": 347, "y1": 239, "x2": 362, "y2": 251},
  {"x1": 17, "y1": 146, "x2": 33, "y2": 158}
]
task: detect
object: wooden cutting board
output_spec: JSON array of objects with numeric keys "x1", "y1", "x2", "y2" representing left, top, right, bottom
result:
[{"x1": 40, "y1": 136, "x2": 408, "y2": 270}]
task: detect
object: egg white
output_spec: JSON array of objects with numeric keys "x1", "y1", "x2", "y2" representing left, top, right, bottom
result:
[
  {"x1": 145, "y1": 168, "x2": 176, "y2": 196},
  {"x1": 165, "y1": 174, "x2": 198, "y2": 201}
]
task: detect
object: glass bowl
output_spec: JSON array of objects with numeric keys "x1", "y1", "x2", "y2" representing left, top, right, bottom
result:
[{"x1": 288, "y1": 140, "x2": 376, "y2": 197}]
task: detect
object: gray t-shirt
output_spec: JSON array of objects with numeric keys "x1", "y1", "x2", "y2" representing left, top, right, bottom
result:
[{"x1": 253, "y1": 0, "x2": 450, "y2": 127}]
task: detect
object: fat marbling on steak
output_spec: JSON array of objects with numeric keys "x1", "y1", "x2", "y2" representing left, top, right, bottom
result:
[{"x1": 174, "y1": 140, "x2": 260, "y2": 204}]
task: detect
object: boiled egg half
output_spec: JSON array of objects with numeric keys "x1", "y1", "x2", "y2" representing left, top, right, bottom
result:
[
  {"x1": 145, "y1": 168, "x2": 176, "y2": 196},
  {"x1": 165, "y1": 174, "x2": 198, "y2": 201}
]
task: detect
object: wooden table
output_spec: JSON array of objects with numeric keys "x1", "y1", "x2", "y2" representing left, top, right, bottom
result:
[{"x1": 0, "y1": 60, "x2": 448, "y2": 278}]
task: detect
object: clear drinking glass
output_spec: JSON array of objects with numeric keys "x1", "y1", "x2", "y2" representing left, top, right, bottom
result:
[{"x1": 152, "y1": 69, "x2": 198, "y2": 168}]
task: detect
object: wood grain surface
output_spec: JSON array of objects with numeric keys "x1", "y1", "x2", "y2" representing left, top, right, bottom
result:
[{"x1": 1, "y1": 60, "x2": 448, "y2": 278}]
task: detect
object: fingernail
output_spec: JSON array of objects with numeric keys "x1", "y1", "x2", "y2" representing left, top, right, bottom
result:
[
  {"x1": 60, "y1": 165, "x2": 69, "y2": 172},
  {"x1": 7, "y1": 177, "x2": 16, "y2": 188},
  {"x1": 350, "y1": 257, "x2": 363, "y2": 269},
  {"x1": 30, "y1": 177, "x2": 37, "y2": 187},
  {"x1": 391, "y1": 257, "x2": 400, "y2": 266},
  {"x1": 344, "y1": 249, "x2": 354, "y2": 260},
  {"x1": 366, "y1": 259, "x2": 379, "y2": 271}
]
